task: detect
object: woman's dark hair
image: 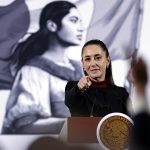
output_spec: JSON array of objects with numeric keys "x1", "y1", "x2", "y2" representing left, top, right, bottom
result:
[
  {"x1": 11, "y1": 1, "x2": 76, "y2": 72},
  {"x1": 81, "y1": 39, "x2": 114, "y2": 85}
]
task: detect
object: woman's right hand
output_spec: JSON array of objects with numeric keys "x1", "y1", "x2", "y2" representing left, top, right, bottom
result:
[{"x1": 77, "y1": 76, "x2": 92, "y2": 91}]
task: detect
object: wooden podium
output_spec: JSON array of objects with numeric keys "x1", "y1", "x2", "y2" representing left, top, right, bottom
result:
[
  {"x1": 59, "y1": 114, "x2": 133, "y2": 150},
  {"x1": 59, "y1": 117, "x2": 101, "y2": 143}
]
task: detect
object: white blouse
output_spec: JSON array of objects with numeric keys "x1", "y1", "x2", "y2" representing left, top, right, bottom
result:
[
  {"x1": 3, "y1": 57, "x2": 82, "y2": 133},
  {"x1": 3, "y1": 66, "x2": 70, "y2": 132}
]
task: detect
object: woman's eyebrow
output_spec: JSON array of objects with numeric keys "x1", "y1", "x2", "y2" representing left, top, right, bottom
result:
[
  {"x1": 94, "y1": 54, "x2": 101, "y2": 57},
  {"x1": 69, "y1": 16, "x2": 79, "y2": 20},
  {"x1": 84, "y1": 54, "x2": 101, "y2": 58},
  {"x1": 84, "y1": 55, "x2": 90, "y2": 58}
]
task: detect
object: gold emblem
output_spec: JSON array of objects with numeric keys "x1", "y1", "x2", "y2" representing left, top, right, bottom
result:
[{"x1": 97, "y1": 113, "x2": 133, "y2": 150}]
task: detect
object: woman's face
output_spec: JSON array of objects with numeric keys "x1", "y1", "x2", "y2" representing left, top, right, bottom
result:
[
  {"x1": 57, "y1": 7, "x2": 84, "y2": 45},
  {"x1": 82, "y1": 44, "x2": 110, "y2": 81}
]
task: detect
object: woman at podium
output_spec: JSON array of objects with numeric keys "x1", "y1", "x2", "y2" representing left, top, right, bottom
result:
[{"x1": 65, "y1": 39, "x2": 129, "y2": 117}]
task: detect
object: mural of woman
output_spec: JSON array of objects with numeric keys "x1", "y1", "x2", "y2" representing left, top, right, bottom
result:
[{"x1": 2, "y1": 1, "x2": 85, "y2": 134}]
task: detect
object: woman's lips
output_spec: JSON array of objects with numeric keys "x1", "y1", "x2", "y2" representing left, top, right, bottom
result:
[
  {"x1": 90, "y1": 69, "x2": 99, "y2": 71},
  {"x1": 90, "y1": 69, "x2": 100, "y2": 73}
]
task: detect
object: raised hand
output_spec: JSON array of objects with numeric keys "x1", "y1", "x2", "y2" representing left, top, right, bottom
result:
[{"x1": 77, "y1": 76, "x2": 92, "y2": 91}]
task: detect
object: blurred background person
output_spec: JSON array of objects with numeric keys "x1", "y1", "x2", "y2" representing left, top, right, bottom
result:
[
  {"x1": 130, "y1": 113, "x2": 150, "y2": 150},
  {"x1": 27, "y1": 136, "x2": 66, "y2": 150},
  {"x1": 2, "y1": 1, "x2": 85, "y2": 134},
  {"x1": 128, "y1": 57, "x2": 150, "y2": 150},
  {"x1": 128, "y1": 57, "x2": 149, "y2": 115},
  {"x1": 27, "y1": 136, "x2": 92, "y2": 150},
  {"x1": 65, "y1": 39, "x2": 129, "y2": 117}
]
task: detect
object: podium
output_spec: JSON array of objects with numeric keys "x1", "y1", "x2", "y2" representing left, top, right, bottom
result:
[
  {"x1": 59, "y1": 117, "x2": 101, "y2": 143},
  {"x1": 59, "y1": 114, "x2": 133, "y2": 150}
]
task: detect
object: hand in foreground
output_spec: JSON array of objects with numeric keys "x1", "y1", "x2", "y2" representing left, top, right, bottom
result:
[{"x1": 77, "y1": 76, "x2": 92, "y2": 91}]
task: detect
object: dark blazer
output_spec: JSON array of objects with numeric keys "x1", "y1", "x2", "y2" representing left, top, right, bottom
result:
[{"x1": 65, "y1": 81, "x2": 129, "y2": 117}]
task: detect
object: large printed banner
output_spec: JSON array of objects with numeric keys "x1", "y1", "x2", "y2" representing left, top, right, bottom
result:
[{"x1": 0, "y1": 0, "x2": 143, "y2": 134}]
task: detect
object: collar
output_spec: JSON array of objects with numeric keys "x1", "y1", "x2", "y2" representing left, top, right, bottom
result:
[
  {"x1": 26, "y1": 56, "x2": 83, "y2": 80},
  {"x1": 90, "y1": 80, "x2": 108, "y2": 88}
]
